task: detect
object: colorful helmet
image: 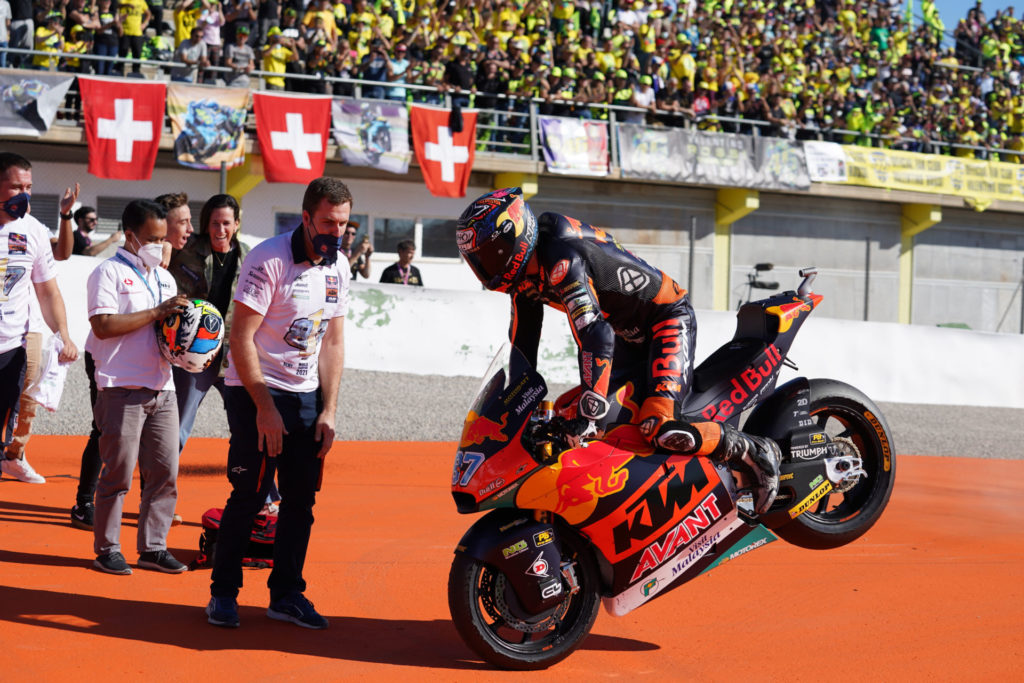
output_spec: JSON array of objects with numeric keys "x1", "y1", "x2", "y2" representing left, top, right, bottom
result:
[{"x1": 456, "y1": 187, "x2": 537, "y2": 292}]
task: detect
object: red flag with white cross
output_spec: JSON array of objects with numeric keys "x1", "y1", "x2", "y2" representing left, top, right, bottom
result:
[
  {"x1": 410, "y1": 105, "x2": 477, "y2": 198},
  {"x1": 253, "y1": 92, "x2": 331, "y2": 184},
  {"x1": 79, "y1": 76, "x2": 166, "y2": 181}
]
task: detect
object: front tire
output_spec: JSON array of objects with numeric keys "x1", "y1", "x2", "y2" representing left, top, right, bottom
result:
[
  {"x1": 774, "y1": 379, "x2": 896, "y2": 549},
  {"x1": 447, "y1": 524, "x2": 601, "y2": 670}
]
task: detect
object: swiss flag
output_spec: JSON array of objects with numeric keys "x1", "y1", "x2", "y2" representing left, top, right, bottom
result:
[
  {"x1": 410, "y1": 105, "x2": 477, "y2": 197},
  {"x1": 253, "y1": 92, "x2": 331, "y2": 184},
  {"x1": 79, "y1": 76, "x2": 166, "y2": 181}
]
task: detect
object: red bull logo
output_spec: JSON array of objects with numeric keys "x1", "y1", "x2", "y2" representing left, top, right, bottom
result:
[
  {"x1": 553, "y1": 445, "x2": 634, "y2": 524},
  {"x1": 459, "y1": 411, "x2": 509, "y2": 448}
]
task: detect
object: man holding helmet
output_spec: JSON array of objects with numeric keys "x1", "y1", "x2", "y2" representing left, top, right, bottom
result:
[{"x1": 456, "y1": 187, "x2": 781, "y2": 514}]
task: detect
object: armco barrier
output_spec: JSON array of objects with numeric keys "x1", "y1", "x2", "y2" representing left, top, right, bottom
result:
[{"x1": 55, "y1": 255, "x2": 1024, "y2": 409}]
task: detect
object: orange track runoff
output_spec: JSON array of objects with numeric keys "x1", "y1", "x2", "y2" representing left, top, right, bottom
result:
[{"x1": 1, "y1": 436, "x2": 1022, "y2": 681}]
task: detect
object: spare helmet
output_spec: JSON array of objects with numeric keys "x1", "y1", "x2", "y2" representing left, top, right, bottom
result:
[{"x1": 456, "y1": 187, "x2": 537, "y2": 292}]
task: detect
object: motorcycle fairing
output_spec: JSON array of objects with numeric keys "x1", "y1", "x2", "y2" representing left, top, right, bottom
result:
[{"x1": 454, "y1": 508, "x2": 568, "y2": 615}]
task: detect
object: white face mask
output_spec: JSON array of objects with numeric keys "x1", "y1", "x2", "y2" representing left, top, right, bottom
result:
[{"x1": 131, "y1": 232, "x2": 164, "y2": 269}]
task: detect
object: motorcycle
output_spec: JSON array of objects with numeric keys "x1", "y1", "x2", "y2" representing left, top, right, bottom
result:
[{"x1": 448, "y1": 267, "x2": 896, "y2": 669}]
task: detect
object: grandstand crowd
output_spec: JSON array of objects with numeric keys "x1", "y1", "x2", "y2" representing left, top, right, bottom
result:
[{"x1": 4, "y1": 0, "x2": 1024, "y2": 159}]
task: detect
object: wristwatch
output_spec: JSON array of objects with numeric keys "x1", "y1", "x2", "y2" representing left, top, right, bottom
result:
[{"x1": 60, "y1": 211, "x2": 73, "y2": 220}]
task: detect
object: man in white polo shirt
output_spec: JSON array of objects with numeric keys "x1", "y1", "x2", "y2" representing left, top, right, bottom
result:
[
  {"x1": 87, "y1": 199, "x2": 190, "y2": 575},
  {"x1": 206, "y1": 177, "x2": 351, "y2": 629},
  {"x1": 0, "y1": 152, "x2": 78, "y2": 482}
]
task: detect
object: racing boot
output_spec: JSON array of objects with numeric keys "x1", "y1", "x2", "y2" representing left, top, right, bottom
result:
[{"x1": 713, "y1": 426, "x2": 781, "y2": 515}]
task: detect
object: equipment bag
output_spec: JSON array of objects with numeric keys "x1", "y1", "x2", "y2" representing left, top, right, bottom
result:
[{"x1": 193, "y1": 507, "x2": 276, "y2": 569}]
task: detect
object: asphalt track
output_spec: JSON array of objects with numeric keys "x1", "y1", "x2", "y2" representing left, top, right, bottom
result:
[{"x1": 1, "y1": 436, "x2": 1022, "y2": 681}]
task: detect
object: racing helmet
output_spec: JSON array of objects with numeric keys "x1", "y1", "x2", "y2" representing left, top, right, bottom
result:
[{"x1": 456, "y1": 187, "x2": 538, "y2": 292}]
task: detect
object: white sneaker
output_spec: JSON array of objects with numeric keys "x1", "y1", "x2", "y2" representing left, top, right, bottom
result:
[{"x1": 1, "y1": 457, "x2": 46, "y2": 484}]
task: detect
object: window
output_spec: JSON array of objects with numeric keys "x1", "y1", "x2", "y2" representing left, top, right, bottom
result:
[
  {"x1": 274, "y1": 212, "x2": 301, "y2": 235},
  {"x1": 421, "y1": 217, "x2": 460, "y2": 258},
  {"x1": 374, "y1": 217, "x2": 415, "y2": 252}
]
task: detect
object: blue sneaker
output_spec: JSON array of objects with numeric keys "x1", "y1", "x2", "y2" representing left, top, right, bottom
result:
[
  {"x1": 205, "y1": 596, "x2": 240, "y2": 628},
  {"x1": 267, "y1": 593, "x2": 329, "y2": 630}
]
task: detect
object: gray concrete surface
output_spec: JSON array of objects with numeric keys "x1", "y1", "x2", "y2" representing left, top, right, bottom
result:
[{"x1": 30, "y1": 364, "x2": 1024, "y2": 459}]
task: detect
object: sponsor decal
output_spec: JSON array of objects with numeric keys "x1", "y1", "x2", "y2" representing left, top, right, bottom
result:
[
  {"x1": 549, "y1": 259, "x2": 569, "y2": 286},
  {"x1": 779, "y1": 472, "x2": 794, "y2": 482},
  {"x1": 325, "y1": 274, "x2": 338, "y2": 303},
  {"x1": 124, "y1": 278, "x2": 134, "y2": 286},
  {"x1": 540, "y1": 580, "x2": 563, "y2": 599},
  {"x1": 616, "y1": 266, "x2": 650, "y2": 293},
  {"x1": 809, "y1": 474, "x2": 824, "y2": 489},
  {"x1": 498, "y1": 517, "x2": 528, "y2": 533},
  {"x1": 700, "y1": 344, "x2": 783, "y2": 422},
  {"x1": 810, "y1": 433, "x2": 827, "y2": 445},
  {"x1": 526, "y1": 552, "x2": 550, "y2": 578},
  {"x1": 669, "y1": 531, "x2": 719, "y2": 578},
  {"x1": 612, "y1": 457, "x2": 710, "y2": 555},
  {"x1": 792, "y1": 444, "x2": 831, "y2": 460},
  {"x1": 460, "y1": 412, "x2": 509, "y2": 447},
  {"x1": 553, "y1": 447, "x2": 634, "y2": 523},
  {"x1": 789, "y1": 479, "x2": 833, "y2": 518},
  {"x1": 455, "y1": 228, "x2": 475, "y2": 251},
  {"x1": 582, "y1": 351, "x2": 593, "y2": 386},
  {"x1": 514, "y1": 385, "x2": 544, "y2": 416},
  {"x1": 629, "y1": 493, "x2": 723, "y2": 582},
  {"x1": 478, "y1": 477, "x2": 505, "y2": 497},
  {"x1": 864, "y1": 410, "x2": 892, "y2": 471},
  {"x1": 765, "y1": 298, "x2": 812, "y2": 333},
  {"x1": 573, "y1": 310, "x2": 597, "y2": 330},
  {"x1": 502, "y1": 540, "x2": 528, "y2": 559},
  {"x1": 534, "y1": 529, "x2": 554, "y2": 547},
  {"x1": 452, "y1": 449, "x2": 485, "y2": 487},
  {"x1": 7, "y1": 233, "x2": 27, "y2": 255},
  {"x1": 718, "y1": 536, "x2": 770, "y2": 567},
  {"x1": 641, "y1": 578, "x2": 658, "y2": 596},
  {"x1": 230, "y1": 466, "x2": 247, "y2": 474}
]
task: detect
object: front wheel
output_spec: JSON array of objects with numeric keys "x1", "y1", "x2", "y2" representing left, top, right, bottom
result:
[
  {"x1": 447, "y1": 525, "x2": 601, "y2": 670},
  {"x1": 774, "y1": 379, "x2": 896, "y2": 549}
]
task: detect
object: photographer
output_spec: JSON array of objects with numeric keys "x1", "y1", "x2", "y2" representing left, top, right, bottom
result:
[
  {"x1": 359, "y1": 35, "x2": 391, "y2": 99},
  {"x1": 261, "y1": 26, "x2": 300, "y2": 91}
]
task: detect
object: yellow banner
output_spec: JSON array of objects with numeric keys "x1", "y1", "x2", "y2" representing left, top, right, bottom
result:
[{"x1": 840, "y1": 145, "x2": 1024, "y2": 207}]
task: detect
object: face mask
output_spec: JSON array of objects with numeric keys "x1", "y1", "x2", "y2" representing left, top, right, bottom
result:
[
  {"x1": 130, "y1": 232, "x2": 164, "y2": 269},
  {"x1": 1, "y1": 192, "x2": 30, "y2": 221},
  {"x1": 306, "y1": 222, "x2": 341, "y2": 264}
]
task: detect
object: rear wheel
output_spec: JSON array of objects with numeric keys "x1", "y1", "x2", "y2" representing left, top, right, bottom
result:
[
  {"x1": 447, "y1": 525, "x2": 600, "y2": 670},
  {"x1": 774, "y1": 379, "x2": 896, "y2": 550}
]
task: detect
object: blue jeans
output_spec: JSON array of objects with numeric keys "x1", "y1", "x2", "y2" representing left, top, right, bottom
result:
[
  {"x1": 211, "y1": 385, "x2": 323, "y2": 601},
  {"x1": 0, "y1": 42, "x2": 8, "y2": 69},
  {"x1": 94, "y1": 40, "x2": 118, "y2": 76},
  {"x1": 0, "y1": 346, "x2": 27, "y2": 451}
]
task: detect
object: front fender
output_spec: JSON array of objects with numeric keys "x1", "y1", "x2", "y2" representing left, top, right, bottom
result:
[{"x1": 455, "y1": 509, "x2": 566, "y2": 615}]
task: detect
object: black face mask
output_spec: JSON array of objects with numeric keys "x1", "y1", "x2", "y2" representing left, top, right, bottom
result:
[
  {"x1": 306, "y1": 221, "x2": 341, "y2": 264},
  {"x1": 1, "y1": 192, "x2": 29, "y2": 220}
]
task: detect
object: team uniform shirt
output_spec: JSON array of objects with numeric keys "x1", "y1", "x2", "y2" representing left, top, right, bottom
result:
[
  {"x1": 86, "y1": 247, "x2": 176, "y2": 390},
  {"x1": 0, "y1": 214, "x2": 56, "y2": 354},
  {"x1": 226, "y1": 227, "x2": 350, "y2": 394}
]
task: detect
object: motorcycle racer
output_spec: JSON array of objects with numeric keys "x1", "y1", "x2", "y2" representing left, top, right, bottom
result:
[{"x1": 456, "y1": 187, "x2": 781, "y2": 514}]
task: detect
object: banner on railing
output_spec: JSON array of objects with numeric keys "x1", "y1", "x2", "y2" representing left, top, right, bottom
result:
[
  {"x1": 813, "y1": 144, "x2": 1024, "y2": 207},
  {"x1": 331, "y1": 99, "x2": 411, "y2": 175},
  {"x1": 410, "y1": 104, "x2": 477, "y2": 197},
  {"x1": 618, "y1": 127, "x2": 809, "y2": 190},
  {"x1": 0, "y1": 71, "x2": 74, "y2": 137},
  {"x1": 79, "y1": 75, "x2": 165, "y2": 181},
  {"x1": 167, "y1": 83, "x2": 249, "y2": 171},
  {"x1": 539, "y1": 116, "x2": 609, "y2": 176},
  {"x1": 616, "y1": 124, "x2": 685, "y2": 180},
  {"x1": 803, "y1": 141, "x2": 848, "y2": 182}
]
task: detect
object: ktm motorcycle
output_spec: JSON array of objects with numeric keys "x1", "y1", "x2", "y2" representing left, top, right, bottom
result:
[{"x1": 448, "y1": 267, "x2": 896, "y2": 669}]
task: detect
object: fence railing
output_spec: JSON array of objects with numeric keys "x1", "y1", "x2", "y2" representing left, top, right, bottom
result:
[{"x1": 4, "y1": 46, "x2": 1022, "y2": 164}]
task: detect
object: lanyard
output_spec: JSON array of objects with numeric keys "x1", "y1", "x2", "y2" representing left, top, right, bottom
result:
[
  {"x1": 116, "y1": 253, "x2": 162, "y2": 307},
  {"x1": 398, "y1": 264, "x2": 410, "y2": 285}
]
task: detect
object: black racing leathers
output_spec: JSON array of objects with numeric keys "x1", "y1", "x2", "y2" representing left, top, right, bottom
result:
[{"x1": 509, "y1": 212, "x2": 717, "y2": 449}]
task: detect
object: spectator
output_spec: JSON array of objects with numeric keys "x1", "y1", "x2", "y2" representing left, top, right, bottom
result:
[
  {"x1": 445, "y1": 45, "x2": 476, "y2": 108},
  {"x1": 205, "y1": 177, "x2": 352, "y2": 630},
  {"x1": 261, "y1": 26, "x2": 299, "y2": 91},
  {"x1": 171, "y1": 25, "x2": 209, "y2": 83},
  {"x1": 156, "y1": 192, "x2": 194, "y2": 267},
  {"x1": 386, "y1": 42, "x2": 411, "y2": 102},
  {"x1": 73, "y1": 206, "x2": 123, "y2": 256},
  {"x1": 360, "y1": 37, "x2": 391, "y2": 99},
  {"x1": 223, "y1": 0, "x2": 257, "y2": 46},
  {"x1": 86, "y1": 198, "x2": 190, "y2": 575},
  {"x1": 92, "y1": 0, "x2": 118, "y2": 76},
  {"x1": 224, "y1": 23, "x2": 255, "y2": 87},
  {"x1": 379, "y1": 239, "x2": 423, "y2": 286},
  {"x1": 256, "y1": 0, "x2": 279, "y2": 48},
  {"x1": 341, "y1": 220, "x2": 372, "y2": 280},
  {"x1": 117, "y1": 0, "x2": 151, "y2": 76},
  {"x1": 197, "y1": 0, "x2": 225, "y2": 68},
  {"x1": 0, "y1": 152, "x2": 79, "y2": 485},
  {"x1": 32, "y1": 11, "x2": 63, "y2": 70},
  {"x1": 8, "y1": 0, "x2": 30, "y2": 69}
]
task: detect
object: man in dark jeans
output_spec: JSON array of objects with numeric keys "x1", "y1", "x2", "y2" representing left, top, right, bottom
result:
[{"x1": 205, "y1": 177, "x2": 351, "y2": 629}]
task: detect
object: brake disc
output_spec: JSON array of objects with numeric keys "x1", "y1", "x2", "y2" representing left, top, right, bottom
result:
[{"x1": 480, "y1": 567, "x2": 572, "y2": 634}]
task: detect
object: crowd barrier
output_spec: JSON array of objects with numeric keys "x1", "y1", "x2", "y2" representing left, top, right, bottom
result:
[{"x1": 54, "y1": 255, "x2": 1024, "y2": 409}]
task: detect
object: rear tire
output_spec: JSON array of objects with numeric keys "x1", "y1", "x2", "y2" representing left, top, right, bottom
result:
[
  {"x1": 773, "y1": 379, "x2": 896, "y2": 550},
  {"x1": 447, "y1": 524, "x2": 600, "y2": 670}
]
